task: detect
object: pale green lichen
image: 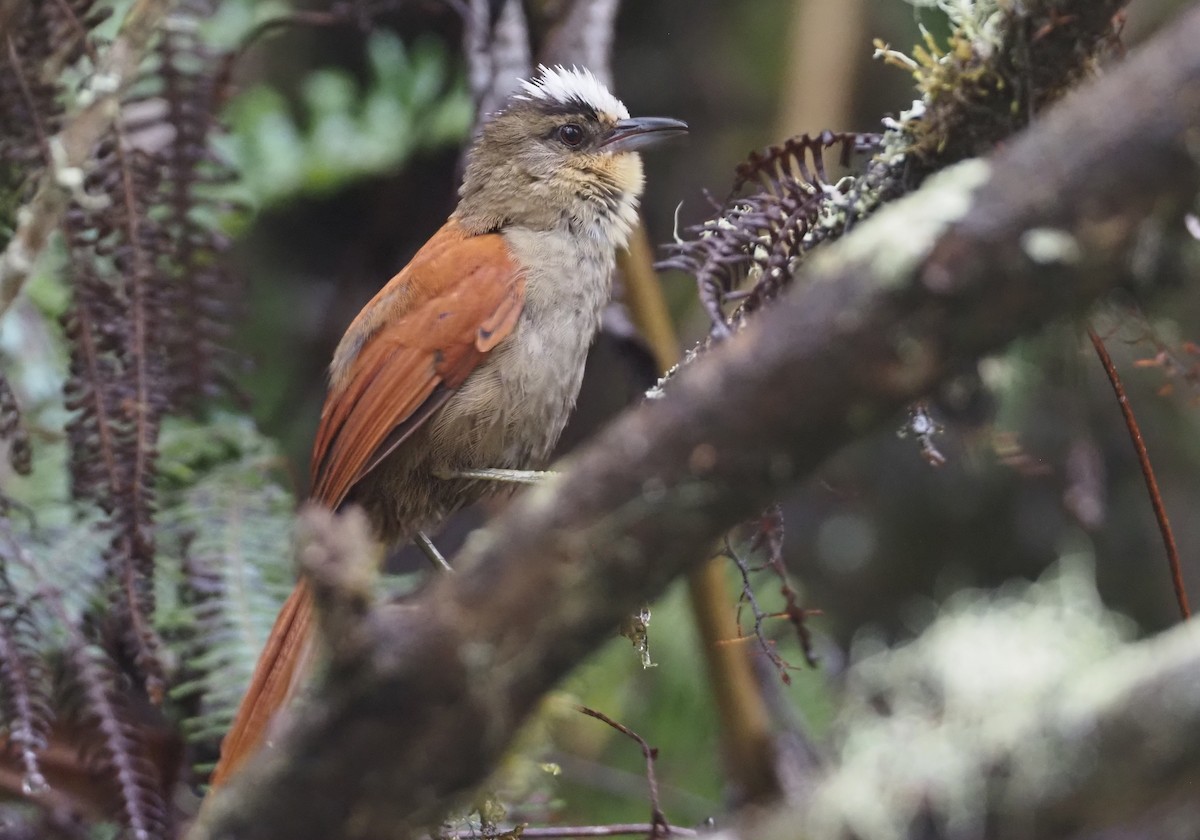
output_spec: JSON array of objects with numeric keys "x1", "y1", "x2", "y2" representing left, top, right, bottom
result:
[
  {"x1": 1020, "y1": 227, "x2": 1083, "y2": 265},
  {"x1": 872, "y1": 0, "x2": 1027, "y2": 164},
  {"x1": 906, "y1": 0, "x2": 1007, "y2": 52},
  {"x1": 802, "y1": 557, "x2": 1134, "y2": 840},
  {"x1": 806, "y1": 158, "x2": 992, "y2": 287}
]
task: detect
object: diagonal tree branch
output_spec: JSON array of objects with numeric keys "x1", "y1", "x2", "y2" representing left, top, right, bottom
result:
[
  {"x1": 189, "y1": 7, "x2": 1200, "y2": 839},
  {"x1": 0, "y1": 0, "x2": 171, "y2": 317}
]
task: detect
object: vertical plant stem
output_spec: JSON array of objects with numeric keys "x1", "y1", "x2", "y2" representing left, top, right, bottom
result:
[
  {"x1": 1088, "y1": 326, "x2": 1190, "y2": 619},
  {"x1": 619, "y1": 225, "x2": 781, "y2": 804}
]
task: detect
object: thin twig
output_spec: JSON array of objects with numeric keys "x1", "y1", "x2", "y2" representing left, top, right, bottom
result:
[
  {"x1": 436, "y1": 825, "x2": 699, "y2": 839},
  {"x1": 575, "y1": 706, "x2": 670, "y2": 839},
  {"x1": 1087, "y1": 326, "x2": 1190, "y2": 619},
  {"x1": 750, "y1": 506, "x2": 817, "y2": 667},
  {"x1": 726, "y1": 536, "x2": 792, "y2": 682},
  {"x1": 512, "y1": 826, "x2": 697, "y2": 839}
]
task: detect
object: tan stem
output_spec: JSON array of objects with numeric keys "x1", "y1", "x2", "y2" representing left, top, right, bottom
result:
[
  {"x1": 620, "y1": 224, "x2": 780, "y2": 804},
  {"x1": 775, "y1": 0, "x2": 867, "y2": 139}
]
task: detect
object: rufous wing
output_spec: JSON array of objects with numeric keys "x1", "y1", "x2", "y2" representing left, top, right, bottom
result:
[
  {"x1": 312, "y1": 220, "x2": 526, "y2": 507},
  {"x1": 209, "y1": 220, "x2": 525, "y2": 787}
]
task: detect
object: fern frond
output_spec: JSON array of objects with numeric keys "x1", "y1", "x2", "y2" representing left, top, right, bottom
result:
[
  {"x1": 61, "y1": 137, "x2": 170, "y2": 703},
  {"x1": 0, "y1": 0, "x2": 112, "y2": 240},
  {"x1": 156, "y1": 415, "x2": 294, "y2": 772},
  {"x1": 144, "y1": 0, "x2": 241, "y2": 408},
  {"x1": 659, "y1": 132, "x2": 880, "y2": 335},
  {"x1": 731, "y1": 130, "x2": 880, "y2": 195},
  {"x1": 57, "y1": 0, "x2": 244, "y2": 704},
  {"x1": 0, "y1": 491, "x2": 179, "y2": 835},
  {"x1": 59, "y1": 638, "x2": 169, "y2": 839},
  {"x1": 0, "y1": 373, "x2": 31, "y2": 477},
  {"x1": 0, "y1": 558, "x2": 53, "y2": 797}
]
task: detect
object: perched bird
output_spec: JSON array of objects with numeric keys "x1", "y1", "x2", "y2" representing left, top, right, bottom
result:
[{"x1": 210, "y1": 66, "x2": 686, "y2": 785}]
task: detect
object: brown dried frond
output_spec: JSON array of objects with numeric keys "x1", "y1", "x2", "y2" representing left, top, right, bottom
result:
[
  {"x1": 57, "y1": 0, "x2": 242, "y2": 706},
  {"x1": 732, "y1": 130, "x2": 874, "y2": 195},
  {"x1": 0, "y1": 0, "x2": 112, "y2": 226},
  {"x1": 58, "y1": 638, "x2": 170, "y2": 839},
  {"x1": 0, "y1": 373, "x2": 32, "y2": 476},
  {"x1": 143, "y1": 0, "x2": 242, "y2": 407},
  {"x1": 659, "y1": 132, "x2": 879, "y2": 336},
  {"x1": 62, "y1": 136, "x2": 170, "y2": 703},
  {"x1": 0, "y1": 553, "x2": 54, "y2": 797}
]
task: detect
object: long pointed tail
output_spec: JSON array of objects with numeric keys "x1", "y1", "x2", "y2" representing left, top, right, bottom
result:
[{"x1": 209, "y1": 577, "x2": 316, "y2": 787}]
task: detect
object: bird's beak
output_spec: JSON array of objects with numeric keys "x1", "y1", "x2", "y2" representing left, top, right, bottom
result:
[{"x1": 600, "y1": 117, "x2": 689, "y2": 153}]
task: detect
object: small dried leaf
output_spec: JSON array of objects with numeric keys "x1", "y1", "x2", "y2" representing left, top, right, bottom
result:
[{"x1": 619, "y1": 606, "x2": 655, "y2": 669}]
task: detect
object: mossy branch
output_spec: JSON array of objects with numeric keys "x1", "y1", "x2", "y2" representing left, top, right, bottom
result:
[{"x1": 711, "y1": 573, "x2": 1200, "y2": 840}]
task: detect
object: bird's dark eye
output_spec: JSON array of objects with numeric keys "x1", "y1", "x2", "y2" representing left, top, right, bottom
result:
[{"x1": 557, "y1": 123, "x2": 585, "y2": 147}]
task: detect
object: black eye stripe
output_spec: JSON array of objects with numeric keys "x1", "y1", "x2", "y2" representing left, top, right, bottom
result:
[{"x1": 536, "y1": 100, "x2": 600, "y2": 120}]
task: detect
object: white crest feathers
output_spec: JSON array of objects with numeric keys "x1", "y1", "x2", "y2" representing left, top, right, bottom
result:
[{"x1": 515, "y1": 65, "x2": 630, "y2": 120}]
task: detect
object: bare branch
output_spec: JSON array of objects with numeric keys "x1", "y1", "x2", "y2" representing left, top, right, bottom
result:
[{"x1": 576, "y1": 706, "x2": 670, "y2": 838}]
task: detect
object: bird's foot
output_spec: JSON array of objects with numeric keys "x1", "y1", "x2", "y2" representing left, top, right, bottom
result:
[
  {"x1": 415, "y1": 531, "x2": 452, "y2": 572},
  {"x1": 434, "y1": 467, "x2": 556, "y2": 485}
]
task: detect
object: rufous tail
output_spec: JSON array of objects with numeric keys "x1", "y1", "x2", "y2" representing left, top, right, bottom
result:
[{"x1": 208, "y1": 577, "x2": 316, "y2": 787}]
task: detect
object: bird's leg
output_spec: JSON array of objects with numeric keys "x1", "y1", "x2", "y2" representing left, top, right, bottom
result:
[
  {"x1": 434, "y1": 467, "x2": 557, "y2": 485},
  {"x1": 414, "y1": 531, "x2": 453, "y2": 573}
]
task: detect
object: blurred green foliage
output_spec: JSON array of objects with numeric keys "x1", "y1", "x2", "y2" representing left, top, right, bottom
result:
[
  {"x1": 156, "y1": 412, "x2": 296, "y2": 766},
  {"x1": 218, "y1": 31, "x2": 472, "y2": 210},
  {"x1": 548, "y1": 568, "x2": 837, "y2": 827},
  {"x1": 0, "y1": 223, "x2": 297, "y2": 794}
]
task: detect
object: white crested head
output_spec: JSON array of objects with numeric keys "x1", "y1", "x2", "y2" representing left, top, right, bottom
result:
[{"x1": 515, "y1": 65, "x2": 630, "y2": 121}]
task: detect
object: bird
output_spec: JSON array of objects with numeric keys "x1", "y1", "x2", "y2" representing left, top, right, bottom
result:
[{"x1": 209, "y1": 65, "x2": 687, "y2": 786}]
